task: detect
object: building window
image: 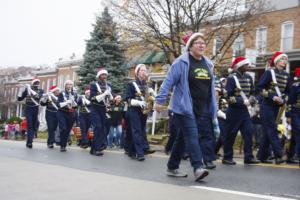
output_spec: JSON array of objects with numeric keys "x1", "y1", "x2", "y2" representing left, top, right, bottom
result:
[
  {"x1": 256, "y1": 27, "x2": 267, "y2": 54},
  {"x1": 213, "y1": 36, "x2": 223, "y2": 56},
  {"x1": 281, "y1": 21, "x2": 294, "y2": 51},
  {"x1": 233, "y1": 34, "x2": 244, "y2": 58}
]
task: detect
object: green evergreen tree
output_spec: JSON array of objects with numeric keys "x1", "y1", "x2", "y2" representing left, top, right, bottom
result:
[{"x1": 77, "y1": 7, "x2": 127, "y2": 94}]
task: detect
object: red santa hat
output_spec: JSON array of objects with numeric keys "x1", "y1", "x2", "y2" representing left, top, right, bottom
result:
[
  {"x1": 31, "y1": 77, "x2": 40, "y2": 84},
  {"x1": 229, "y1": 56, "x2": 251, "y2": 72},
  {"x1": 135, "y1": 64, "x2": 146, "y2": 76},
  {"x1": 85, "y1": 86, "x2": 90, "y2": 94},
  {"x1": 270, "y1": 51, "x2": 288, "y2": 67},
  {"x1": 96, "y1": 68, "x2": 108, "y2": 78},
  {"x1": 182, "y1": 32, "x2": 205, "y2": 50},
  {"x1": 294, "y1": 67, "x2": 300, "y2": 81},
  {"x1": 49, "y1": 85, "x2": 59, "y2": 92}
]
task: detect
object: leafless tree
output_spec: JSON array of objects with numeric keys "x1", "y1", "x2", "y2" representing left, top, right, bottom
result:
[{"x1": 109, "y1": 0, "x2": 268, "y2": 65}]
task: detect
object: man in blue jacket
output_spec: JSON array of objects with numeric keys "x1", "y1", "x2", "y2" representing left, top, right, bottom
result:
[{"x1": 155, "y1": 32, "x2": 217, "y2": 182}]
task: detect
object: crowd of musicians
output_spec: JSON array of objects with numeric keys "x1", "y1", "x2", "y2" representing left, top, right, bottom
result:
[{"x1": 17, "y1": 32, "x2": 300, "y2": 182}]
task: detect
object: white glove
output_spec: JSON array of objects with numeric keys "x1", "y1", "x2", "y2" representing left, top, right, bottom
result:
[
  {"x1": 59, "y1": 102, "x2": 69, "y2": 108},
  {"x1": 103, "y1": 90, "x2": 111, "y2": 96},
  {"x1": 41, "y1": 96, "x2": 48, "y2": 103},
  {"x1": 84, "y1": 98, "x2": 91, "y2": 105},
  {"x1": 131, "y1": 99, "x2": 146, "y2": 108},
  {"x1": 243, "y1": 99, "x2": 250, "y2": 106},
  {"x1": 17, "y1": 87, "x2": 26, "y2": 97},
  {"x1": 217, "y1": 110, "x2": 226, "y2": 119},
  {"x1": 95, "y1": 93, "x2": 106, "y2": 102}
]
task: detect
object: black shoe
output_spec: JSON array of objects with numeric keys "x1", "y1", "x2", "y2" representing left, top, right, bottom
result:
[
  {"x1": 275, "y1": 158, "x2": 284, "y2": 165},
  {"x1": 47, "y1": 144, "x2": 54, "y2": 149},
  {"x1": 137, "y1": 156, "x2": 145, "y2": 161},
  {"x1": 100, "y1": 145, "x2": 107, "y2": 151},
  {"x1": 260, "y1": 159, "x2": 273, "y2": 164},
  {"x1": 60, "y1": 147, "x2": 67, "y2": 152},
  {"x1": 26, "y1": 143, "x2": 32, "y2": 149},
  {"x1": 90, "y1": 150, "x2": 103, "y2": 156},
  {"x1": 144, "y1": 149, "x2": 155, "y2": 155},
  {"x1": 244, "y1": 159, "x2": 260, "y2": 164},
  {"x1": 204, "y1": 161, "x2": 216, "y2": 169},
  {"x1": 222, "y1": 159, "x2": 236, "y2": 165},
  {"x1": 80, "y1": 144, "x2": 89, "y2": 149},
  {"x1": 286, "y1": 158, "x2": 298, "y2": 164}
]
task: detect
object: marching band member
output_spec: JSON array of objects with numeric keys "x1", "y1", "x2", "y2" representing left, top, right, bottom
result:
[
  {"x1": 257, "y1": 51, "x2": 291, "y2": 164},
  {"x1": 222, "y1": 56, "x2": 259, "y2": 165},
  {"x1": 17, "y1": 77, "x2": 44, "y2": 148},
  {"x1": 286, "y1": 67, "x2": 300, "y2": 166},
  {"x1": 57, "y1": 80, "x2": 77, "y2": 152},
  {"x1": 90, "y1": 68, "x2": 113, "y2": 156},
  {"x1": 77, "y1": 87, "x2": 92, "y2": 149},
  {"x1": 40, "y1": 85, "x2": 60, "y2": 148},
  {"x1": 125, "y1": 64, "x2": 155, "y2": 161}
]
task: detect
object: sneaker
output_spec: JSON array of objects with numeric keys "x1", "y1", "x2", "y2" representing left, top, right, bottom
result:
[
  {"x1": 204, "y1": 161, "x2": 216, "y2": 169},
  {"x1": 166, "y1": 169, "x2": 188, "y2": 178},
  {"x1": 222, "y1": 159, "x2": 236, "y2": 165},
  {"x1": 26, "y1": 143, "x2": 33, "y2": 149},
  {"x1": 136, "y1": 156, "x2": 145, "y2": 161},
  {"x1": 47, "y1": 144, "x2": 54, "y2": 149},
  {"x1": 194, "y1": 168, "x2": 209, "y2": 182}
]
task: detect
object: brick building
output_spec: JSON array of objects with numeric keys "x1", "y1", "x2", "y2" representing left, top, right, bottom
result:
[{"x1": 203, "y1": 0, "x2": 300, "y2": 79}]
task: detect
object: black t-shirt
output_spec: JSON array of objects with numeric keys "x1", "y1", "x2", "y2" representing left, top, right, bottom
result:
[
  {"x1": 188, "y1": 54, "x2": 212, "y2": 116},
  {"x1": 110, "y1": 103, "x2": 124, "y2": 126}
]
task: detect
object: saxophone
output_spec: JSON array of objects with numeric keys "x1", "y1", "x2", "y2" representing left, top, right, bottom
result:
[{"x1": 142, "y1": 83, "x2": 155, "y2": 115}]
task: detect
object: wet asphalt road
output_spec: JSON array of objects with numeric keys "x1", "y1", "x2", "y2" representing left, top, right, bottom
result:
[{"x1": 0, "y1": 140, "x2": 299, "y2": 200}]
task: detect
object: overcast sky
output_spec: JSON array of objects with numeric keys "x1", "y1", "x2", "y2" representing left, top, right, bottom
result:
[{"x1": 0, "y1": 0, "x2": 105, "y2": 68}]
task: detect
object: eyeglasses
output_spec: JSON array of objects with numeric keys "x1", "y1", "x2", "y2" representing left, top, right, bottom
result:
[{"x1": 193, "y1": 41, "x2": 206, "y2": 46}]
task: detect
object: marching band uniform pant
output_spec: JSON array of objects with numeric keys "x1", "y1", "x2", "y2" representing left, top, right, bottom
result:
[
  {"x1": 45, "y1": 110, "x2": 58, "y2": 145},
  {"x1": 91, "y1": 106, "x2": 106, "y2": 151},
  {"x1": 79, "y1": 112, "x2": 91, "y2": 145},
  {"x1": 58, "y1": 110, "x2": 75, "y2": 148},
  {"x1": 223, "y1": 107, "x2": 254, "y2": 161},
  {"x1": 291, "y1": 111, "x2": 300, "y2": 161},
  {"x1": 127, "y1": 108, "x2": 147, "y2": 157},
  {"x1": 257, "y1": 103, "x2": 283, "y2": 160},
  {"x1": 25, "y1": 106, "x2": 39, "y2": 145}
]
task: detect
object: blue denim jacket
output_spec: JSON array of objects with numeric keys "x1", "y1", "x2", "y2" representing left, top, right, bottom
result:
[{"x1": 155, "y1": 52, "x2": 217, "y2": 118}]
